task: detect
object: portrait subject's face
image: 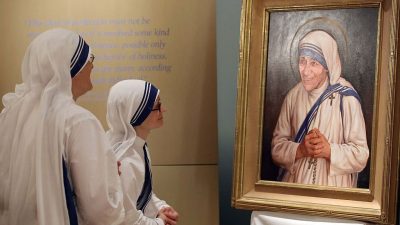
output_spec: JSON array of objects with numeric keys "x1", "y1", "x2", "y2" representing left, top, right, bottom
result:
[{"x1": 298, "y1": 56, "x2": 328, "y2": 91}]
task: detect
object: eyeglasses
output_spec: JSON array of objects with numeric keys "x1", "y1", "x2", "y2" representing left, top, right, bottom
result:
[
  {"x1": 151, "y1": 102, "x2": 162, "y2": 112},
  {"x1": 88, "y1": 54, "x2": 95, "y2": 64}
]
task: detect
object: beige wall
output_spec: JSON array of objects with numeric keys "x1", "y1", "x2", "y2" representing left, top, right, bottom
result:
[{"x1": 0, "y1": 1, "x2": 218, "y2": 224}]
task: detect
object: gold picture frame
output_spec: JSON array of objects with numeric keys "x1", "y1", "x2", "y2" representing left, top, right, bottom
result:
[{"x1": 232, "y1": 0, "x2": 400, "y2": 224}]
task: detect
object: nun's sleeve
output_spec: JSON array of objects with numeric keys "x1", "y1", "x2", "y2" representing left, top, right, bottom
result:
[
  {"x1": 65, "y1": 115, "x2": 125, "y2": 225},
  {"x1": 329, "y1": 96, "x2": 369, "y2": 175},
  {"x1": 271, "y1": 92, "x2": 299, "y2": 172},
  {"x1": 119, "y1": 156, "x2": 165, "y2": 225}
]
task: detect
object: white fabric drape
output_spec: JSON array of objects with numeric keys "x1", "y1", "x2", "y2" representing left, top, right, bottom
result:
[
  {"x1": 0, "y1": 29, "x2": 128, "y2": 225},
  {"x1": 0, "y1": 28, "x2": 81, "y2": 225}
]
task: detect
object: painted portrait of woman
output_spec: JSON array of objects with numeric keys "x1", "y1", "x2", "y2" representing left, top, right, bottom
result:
[{"x1": 260, "y1": 7, "x2": 379, "y2": 189}]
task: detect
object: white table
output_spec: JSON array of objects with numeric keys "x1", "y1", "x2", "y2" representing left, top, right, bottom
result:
[{"x1": 251, "y1": 211, "x2": 370, "y2": 225}]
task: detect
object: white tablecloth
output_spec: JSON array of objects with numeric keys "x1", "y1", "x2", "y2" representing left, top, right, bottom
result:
[{"x1": 251, "y1": 211, "x2": 370, "y2": 225}]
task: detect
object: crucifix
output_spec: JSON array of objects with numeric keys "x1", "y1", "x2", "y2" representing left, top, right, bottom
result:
[{"x1": 328, "y1": 94, "x2": 335, "y2": 106}]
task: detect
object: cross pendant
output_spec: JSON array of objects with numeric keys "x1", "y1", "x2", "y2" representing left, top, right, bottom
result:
[{"x1": 328, "y1": 94, "x2": 335, "y2": 106}]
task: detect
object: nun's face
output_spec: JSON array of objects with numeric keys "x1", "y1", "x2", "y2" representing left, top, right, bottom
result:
[
  {"x1": 298, "y1": 56, "x2": 328, "y2": 92},
  {"x1": 141, "y1": 96, "x2": 166, "y2": 130},
  {"x1": 71, "y1": 56, "x2": 94, "y2": 100}
]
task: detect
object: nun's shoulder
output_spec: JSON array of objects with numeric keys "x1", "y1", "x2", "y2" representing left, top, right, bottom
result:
[
  {"x1": 64, "y1": 103, "x2": 101, "y2": 127},
  {"x1": 337, "y1": 77, "x2": 363, "y2": 107},
  {"x1": 337, "y1": 77, "x2": 355, "y2": 89},
  {"x1": 285, "y1": 82, "x2": 304, "y2": 99}
]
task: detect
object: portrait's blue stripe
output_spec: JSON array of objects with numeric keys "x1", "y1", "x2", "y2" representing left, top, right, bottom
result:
[
  {"x1": 302, "y1": 107, "x2": 318, "y2": 139},
  {"x1": 294, "y1": 83, "x2": 362, "y2": 143},
  {"x1": 340, "y1": 87, "x2": 361, "y2": 102},
  {"x1": 299, "y1": 49, "x2": 327, "y2": 69},
  {"x1": 303, "y1": 44, "x2": 323, "y2": 53},
  {"x1": 300, "y1": 43, "x2": 324, "y2": 56},
  {"x1": 296, "y1": 84, "x2": 338, "y2": 142},
  {"x1": 300, "y1": 45, "x2": 323, "y2": 56},
  {"x1": 301, "y1": 47, "x2": 324, "y2": 59}
]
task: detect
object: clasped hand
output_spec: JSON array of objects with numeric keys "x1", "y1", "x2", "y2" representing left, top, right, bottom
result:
[
  {"x1": 158, "y1": 206, "x2": 179, "y2": 225},
  {"x1": 296, "y1": 128, "x2": 331, "y2": 160}
]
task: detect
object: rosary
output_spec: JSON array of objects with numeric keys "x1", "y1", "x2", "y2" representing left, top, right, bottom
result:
[
  {"x1": 307, "y1": 129, "x2": 319, "y2": 184},
  {"x1": 307, "y1": 158, "x2": 317, "y2": 184}
]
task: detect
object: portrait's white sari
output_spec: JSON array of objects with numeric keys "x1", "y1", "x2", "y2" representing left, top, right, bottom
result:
[{"x1": 271, "y1": 31, "x2": 369, "y2": 187}]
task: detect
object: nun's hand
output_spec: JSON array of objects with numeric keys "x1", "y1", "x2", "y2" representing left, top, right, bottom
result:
[
  {"x1": 161, "y1": 207, "x2": 179, "y2": 222},
  {"x1": 158, "y1": 210, "x2": 177, "y2": 225},
  {"x1": 296, "y1": 128, "x2": 319, "y2": 160},
  {"x1": 312, "y1": 130, "x2": 331, "y2": 160}
]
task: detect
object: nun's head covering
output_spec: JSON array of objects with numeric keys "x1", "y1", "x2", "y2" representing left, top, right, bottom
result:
[
  {"x1": 3, "y1": 28, "x2": 92, "y2": 107},
  {"x1": 70, "y1": 35, "x2": 92, "y2": 77},
  {"x1": 299, "y1": 30, "x2": 342, "y2": 85},
  {"x1": 0, "y1": 28, "x2": 93, "y2": 225},
  {"x1": 106, "y1": 79, "x2": 159, "y2": 159}
]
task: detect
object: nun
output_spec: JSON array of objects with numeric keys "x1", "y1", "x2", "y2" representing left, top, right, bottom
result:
[
  {"x1": 0, "y1": 28, "x2": 128, "y2": 225},
  {"x1": 106, "y1": 79, "x2": 179, "y2": 225}
]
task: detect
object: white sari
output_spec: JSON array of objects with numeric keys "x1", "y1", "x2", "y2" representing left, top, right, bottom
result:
[{"x1": 272, "y1": 31, "x2": 369, "y2": 187}]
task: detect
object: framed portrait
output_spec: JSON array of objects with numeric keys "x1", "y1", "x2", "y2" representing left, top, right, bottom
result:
[{"x1": 232, "y1": 0, "x2": 400, "y2": 224}]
